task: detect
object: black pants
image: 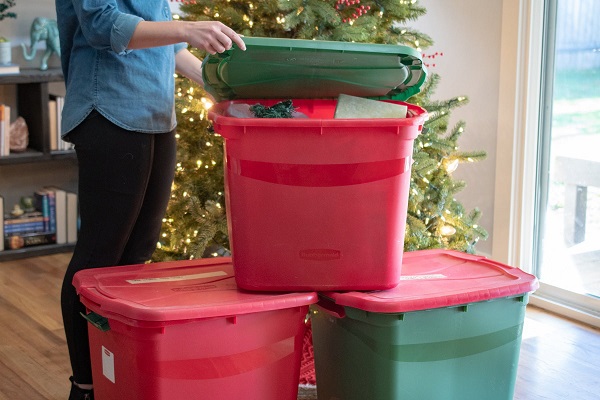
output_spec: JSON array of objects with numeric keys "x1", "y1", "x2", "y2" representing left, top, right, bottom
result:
[{"x1": 61, "y1": 111, "x2": 176, "y2": 384}]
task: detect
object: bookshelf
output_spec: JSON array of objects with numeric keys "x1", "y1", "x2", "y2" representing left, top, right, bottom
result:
[
  {"x1": 0, "y1": 68, "x2": 77, "y2": 261},
  {"x1": 0, "y1": 68, "x2": 75, "y2": 165}
]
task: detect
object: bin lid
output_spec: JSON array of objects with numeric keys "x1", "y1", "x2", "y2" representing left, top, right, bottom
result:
[
  {"x1": 73, "y1": 257, "x2": 317, "y2": 323},
  {"x1": 321, "y1": 249, "x2": 539, "y2": 313},
  {"x1": 202, "y1": 37, "x2": 427, "y2": 103}
]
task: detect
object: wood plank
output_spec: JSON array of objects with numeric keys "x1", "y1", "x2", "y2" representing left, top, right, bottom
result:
[
  {"x1": 0, "y1": 253, "x2": 71, "y2": 400},
  {"x1": 514, "y1": 306, "x2": 600, "y2": 400}
]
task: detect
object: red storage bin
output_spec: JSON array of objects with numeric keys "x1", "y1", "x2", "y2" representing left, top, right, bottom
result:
[
  {"x1": 204, "y1": 37, "x2": 428, "y2": 291},
  {"x1": 211, "y1": 99, "x2": 425, "y2": 291},
  {"x1": 73, "y1": 257, "x2": 317, "y2": 400}
]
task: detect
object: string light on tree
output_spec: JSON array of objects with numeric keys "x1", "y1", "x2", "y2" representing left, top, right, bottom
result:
[{"x1": 444, "y1": 158, "x2": 459, "y2": 173}]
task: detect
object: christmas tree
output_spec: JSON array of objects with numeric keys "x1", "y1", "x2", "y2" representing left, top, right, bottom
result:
[
  {"x1": 406, "y1": 75, "x2": 488, "y2": 253},
  {"x1": 153, "y1": 0, "x2": 487, "y2": 262}
]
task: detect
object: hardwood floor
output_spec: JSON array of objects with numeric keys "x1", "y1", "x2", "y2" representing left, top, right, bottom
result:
[
  {"x1": 0, "y1": 253, "x2": 71, "y2": 400},
  {"x1": 0, "y1": 253, "x2": 599, "y2": 400}
]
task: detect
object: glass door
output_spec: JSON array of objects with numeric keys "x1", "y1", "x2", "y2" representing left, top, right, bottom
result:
[{"x1": 535, "y1": 0, "x2": 600, "y2": 308}]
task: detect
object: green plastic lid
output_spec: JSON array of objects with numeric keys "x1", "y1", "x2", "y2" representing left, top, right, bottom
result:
[{"x1": 202, "y1": 37, "x2": 426, "y2": 102}]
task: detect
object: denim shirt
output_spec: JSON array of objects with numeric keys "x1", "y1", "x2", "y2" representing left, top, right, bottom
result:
[{"x1": 56, "y1": 0, "x2": 187, "y2": 136}]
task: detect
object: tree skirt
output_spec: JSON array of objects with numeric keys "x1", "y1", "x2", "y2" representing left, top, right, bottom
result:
[
  {"x1": 299, "y1": 319, "x2": 316, "y2": 385},
  {"x1": 298, "y1": 319, "x2": 317, "y2": 399}
]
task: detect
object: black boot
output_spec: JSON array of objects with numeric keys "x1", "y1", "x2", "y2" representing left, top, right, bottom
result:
[{"x1": 68, "y1": 377, "x2": 94, "y2": 400}]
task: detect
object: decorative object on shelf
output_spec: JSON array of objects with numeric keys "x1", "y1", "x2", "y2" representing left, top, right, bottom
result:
[
  {"x1": 19, "y1": 195, "x2": 35, "y2": 212},
  {"x1": 0, "y1": 38, "x2": 11, "y2": 65},
  {"x1": 21, "y1": 17, "x2": 60, "y2": 71},
  {"x1": 9, "y1": 116, "x2": 28, "y2": 152},
  {"x1": 0, "y1": 0, "x2": 17, "y2": 65},
  {"x1": 10, "y1": 203, "x2": 24, "y2": 217}
]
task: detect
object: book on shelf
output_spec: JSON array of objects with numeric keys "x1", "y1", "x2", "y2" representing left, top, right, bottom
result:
[
  {"x1": 44, "y1": 186, "x2": 68, "y2": 245},
  {"x1": 0, "y1": 195, "x2": 4, "y2": 251},
  {"x1": 49, "y1": 95, "x2": 73, "y2": 151},
  {"x1": 0, "y1": 104, "x2": 4, "y2": 156},
  {"x1": 34, "y1": 189, "x2": 52, "y2": 232},
  {"x1": 4, "y1": 212, "x2": 46, "y2": 235},
  {"x1": 4, "y1": 222, "x2": 46, "y2": 235},
  {"x1": 0, "y1": 63, "x2": 20, "y2": 76},
  {"x1": 49, "y1": 97, "x2": 59, "y2": 151},
  {"x1": 4, "y1": 211, "x2": 46, "y2": 234},
  {"x1": 4, "y1": 231, "x2": 57, "y2": 250},
  {"x1": 66, "y1": 191, "x2": 78, "y2": 244},
  {"x1": 46, "y1": 189, "x2": 56, "y2": 233},
  {"x1": 0, "y1": 103, "x2": 10, "y2": 156}
]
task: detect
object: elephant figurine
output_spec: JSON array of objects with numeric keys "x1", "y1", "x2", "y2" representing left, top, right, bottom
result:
[{"x1": 21, "y1": 17, "x2": 60, "y2": 71}]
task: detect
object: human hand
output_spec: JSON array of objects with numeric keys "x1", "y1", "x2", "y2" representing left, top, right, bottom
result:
[{"x1": 184, "y1": 21, "x2": 246, "y2": 54}]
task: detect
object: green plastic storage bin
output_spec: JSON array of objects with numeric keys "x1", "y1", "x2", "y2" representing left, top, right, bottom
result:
[
  {"x1": 311, "y1": 249, "x2": 539, "y2": 400},
  {"x1": 202, "y1": 36, "x2": 426, "y2": 102}
]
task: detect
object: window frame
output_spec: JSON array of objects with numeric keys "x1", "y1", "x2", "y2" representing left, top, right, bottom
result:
[{"x1": 492, "y1": 0, "x2": 600, "y2": 327}]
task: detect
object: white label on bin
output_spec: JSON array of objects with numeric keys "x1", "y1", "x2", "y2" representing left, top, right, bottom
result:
[
  {"x1": 102, "y1": 346, "x2": 116, "y2": 383},
  {"x1": 400, "y1": 274, "x2": 447, "y2": 280},
  {"x1": 125, "y1": 270, "x2": 228, "y2": 284}
]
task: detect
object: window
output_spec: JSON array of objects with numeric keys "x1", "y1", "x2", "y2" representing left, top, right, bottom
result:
[
  {"x1": 494, "y1": 0, "x2": 600, "y2": 326},
  {"x1": 535, "y1": 0, "x2": 600, "y2": 302}
]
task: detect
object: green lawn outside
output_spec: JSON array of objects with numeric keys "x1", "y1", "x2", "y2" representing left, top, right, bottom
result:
[
  {"x1": 552, "y1": 68, "x2": 600, "y2": 137},
  {"x1": 554, "y1": 68, "x2": 600, "y2": 100}
]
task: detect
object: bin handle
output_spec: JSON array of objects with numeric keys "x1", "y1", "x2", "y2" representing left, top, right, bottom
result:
[
  {"x1": 228, "y1": 156, "x2": 411, "y2": 187},
  {"x1": 81, "y1": 311, "x2": 111, "y2": 332}
]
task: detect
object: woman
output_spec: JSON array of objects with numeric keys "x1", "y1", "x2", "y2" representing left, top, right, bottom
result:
[{"x1": 55, "y1": 1, "x2": 245, "y2": 399}]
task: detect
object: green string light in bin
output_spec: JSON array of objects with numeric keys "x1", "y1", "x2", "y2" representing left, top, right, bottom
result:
[{"x1": 250, "y1": 100, "x2": 296, "y2": 118}]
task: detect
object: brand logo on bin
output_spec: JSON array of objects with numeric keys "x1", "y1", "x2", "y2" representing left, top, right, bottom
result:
[{"x1": 299, "y1": 248, "x2": 341, "y2": 261}]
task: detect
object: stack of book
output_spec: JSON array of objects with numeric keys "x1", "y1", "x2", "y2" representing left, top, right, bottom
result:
[
  {"x1": 0, "y1": 103, "x2": 11, "y2": 156},
  {"x1": 49, "y1": 95, "x2": 74, "y2": 151},
  {"x1": 0, "y1": 63, "x2": 19, "y2": 76},
  {"x1": 1, "y1": 187, "x2": 79, "y2": 251}
]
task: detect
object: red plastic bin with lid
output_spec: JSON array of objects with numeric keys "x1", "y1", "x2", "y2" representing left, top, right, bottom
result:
[
  {"x1": 73, "y1": 257, "x2": 317, "y2": 400},
  {"x1": 204, "y1": 37, "x2": 428, "y2": 291},
  {"x1": 310, "y1": 249, "x2": 539, "y2": 400}
]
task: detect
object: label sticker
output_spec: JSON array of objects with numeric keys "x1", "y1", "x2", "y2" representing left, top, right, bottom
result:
[
  {"x1": 126, "y1": 270, "x2": 227, "y2": 284},
  {"x1": 400, "y1": 274, "x2": 446, "y2": 280},
  {"x1": 102, "y1": 346, "x2": 115, "y2": 383}
]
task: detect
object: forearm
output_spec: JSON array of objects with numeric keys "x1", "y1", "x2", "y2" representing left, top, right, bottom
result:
[
  {"x1": 128, "y1": 21, "x2": 186, "y2": 50},
  {"x1": 128, "y1": 20, "x2": 245, "y2": 55},
  {"x1": 175, "y1": 49, "x2": 204, "y2": 87}
]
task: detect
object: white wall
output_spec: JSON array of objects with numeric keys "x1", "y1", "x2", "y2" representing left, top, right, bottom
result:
[
  {"x1": 3, "y1": 0, "x2": 503, "y2": 256},
  {"x1": 411, "y1": 0, "x2": 503, "y2": 256},
  {"x1": 0, "y1": 1, "x2": 60, "y2": 69}
]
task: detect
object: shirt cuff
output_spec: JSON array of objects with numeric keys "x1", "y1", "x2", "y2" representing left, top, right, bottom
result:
[
  {"x1": 111, "y1": 14, "x2": 144, "y2": 55},
  {"x1": 174, "y1": 42, "x2": 188, "y2": 54}
]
